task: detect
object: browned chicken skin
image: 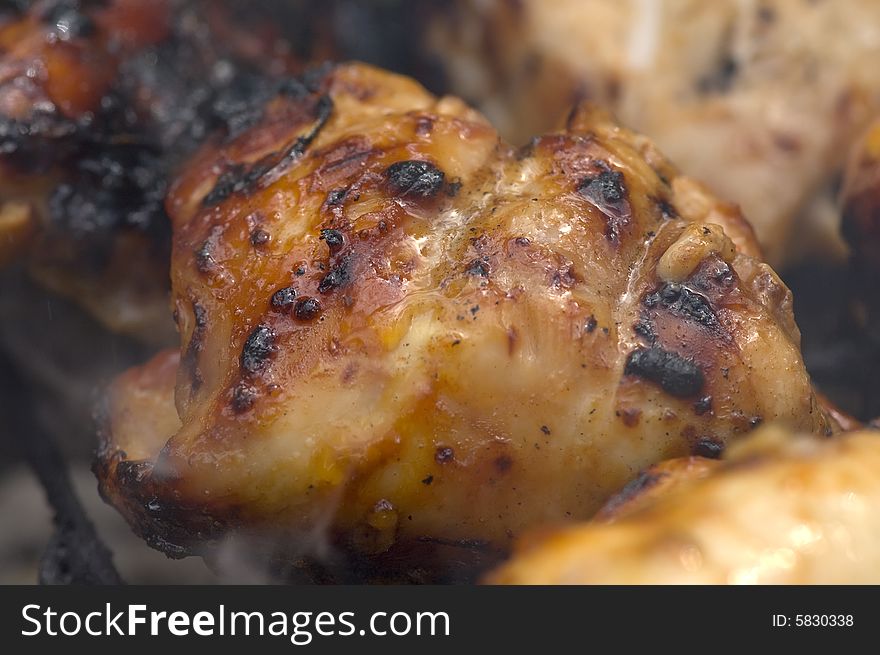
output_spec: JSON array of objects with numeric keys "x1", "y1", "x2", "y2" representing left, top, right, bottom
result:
[
  {"x1": 93, "y1": 62, "x2": 837, "y2": 580},
  {"x1": 0, "y1": 0, "x2": 325, "y2": 342},
  {"x1": 488, "y1": 427, "x2": 880, "y2": 584}
]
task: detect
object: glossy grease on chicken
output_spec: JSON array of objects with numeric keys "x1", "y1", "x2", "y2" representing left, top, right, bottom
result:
[{"x1": 96, "y1": 63, "x2": 836, "y2": 580}]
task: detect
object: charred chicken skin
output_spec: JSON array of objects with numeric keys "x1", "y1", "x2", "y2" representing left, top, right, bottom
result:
[
  {"x1": 0, "y1": 0, "x2": 325, "y2": 341},
  {"x1": 429, "y1": 0, "x2": 880, "y2": 264},
  {"x1": 95, "y1": 62, "x2": 836, "y2": 580},
  {"x1": 488, "y1": 426, "x2": 880, "y2": 584}
]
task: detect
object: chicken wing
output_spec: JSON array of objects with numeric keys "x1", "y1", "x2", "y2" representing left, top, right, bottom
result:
[
  {"x1": 428, "y1": 0, "x2": 880, "y2": 264},
  {"x1": 95, "y1": 62, "x2": 837, "y2": 581},
  {"x1": 488, "y1": 426, "x2": 880, "y2": 584}
]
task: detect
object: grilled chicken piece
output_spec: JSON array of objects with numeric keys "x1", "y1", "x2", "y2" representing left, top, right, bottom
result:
[
  {"x1": 428, "y1": 0, "x2": 880, "y2": 264},
  {"x1": 0, "y1": 0, "x2": 323, "y2": 342},
  {"x1": 488, "y1": 426, "x2": 880, "y2": 584},
  {"x1": 96, "y1": 62, "x2": 837, "y2": 581},
  {"x1": 0, "y1": 0, "x2": 173, "y2": 341}
]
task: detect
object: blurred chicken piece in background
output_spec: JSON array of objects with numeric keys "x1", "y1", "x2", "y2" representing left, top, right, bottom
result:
[{"x1": 429, "y1": 0, "x2": 880, "y2": 266}]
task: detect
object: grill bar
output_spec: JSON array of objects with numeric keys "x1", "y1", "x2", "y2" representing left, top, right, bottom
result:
[{"x1": 2, "y1": 352, "x2": 122, "y2": 584}]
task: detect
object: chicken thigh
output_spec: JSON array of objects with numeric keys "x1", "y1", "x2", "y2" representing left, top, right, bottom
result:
[{"x1": 95, "y1": 62, "x2": 836, "y2": 580}]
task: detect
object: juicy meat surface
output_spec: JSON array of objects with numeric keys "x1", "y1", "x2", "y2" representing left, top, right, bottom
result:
[
  {"x1": 428, "y1": 0, "x2": 880, "y2": 264},
  {"x1": 488, "y1": 427, "x2": 880, "y2": 584},
  {"x1": 95, "y1": 62, "x2": 836, "y2": 580}
]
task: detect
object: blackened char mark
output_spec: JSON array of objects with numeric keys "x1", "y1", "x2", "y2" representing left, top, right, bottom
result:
[
  {"x1": 693, "y1": 437, "x2": 724, "y2": 459},
  {"x1": 230, "y1": 382, "x2": 258, "y2": 413},
  {"x1": 181, "y1": 301, "x2": 207, "y2": 393},
  {"x1": 599, "y1": 469, "x2": 667, "y2": 518},
  {"x1": 47, "y1": 143, "x2": 170, "y2": 265},
  {"x1": 625, "y1": 347, "x2": 705, "y2": 398},
  {"x1": 633, "y1": 316, "x2": 656, "y2": 343},
  {"x1": 0, "y1": 112, "x2": 79, "y2": 170},
  {"x1": 466, "y1": 257, "x2": 490, "y2": 278},
  {"x1": 260, "y1": 94, "x2": 333, "y2": 185},
  {"x1": 435, "y1": 446, "x2": 455, "y2": 463},
  {"x1": 318, "y1": 255, "x2": 352, "y2": 293},
  {"x1": 294, "y1": 296, "x2": 321, "y2": 320},
  {"x1": 194, "y1": 226, "x2": 224, "y2": 275},
  {"x1": 320, "y1": 228, "x2": 345, "y2": 253},
  {"x1": 241, "y1": 324, "x2": 276, "y2": 376},
  {"x1": 645, "y1": 283, "x2": 721, "y2": 332},
  {"x1": 270, "y1": 286, "x2": 298, "y2": 311},
  {"x1": 694, "y1": 395, "x2": 713, "y2": 415},
  {"x1": 326, "y1": 188, "x2": 347, "y2": 206},
  {"x1": 201, "y1": 163, "x2": 251, "y2": 207},
  {"x1": 577, "y1": 166, "x2": 631, "y2": 242},
  {"x1": 250, "y1": 227, "x2": 270, "y2": 247},
  {"x1": 385, "y1": 160, "x2": 445, "y2": 198},
  {"x1": 202, "y1": 93, "x2": 334, "y2": 207},
  {"x1": 655, "y1": 197, "x2": 677, "y2": 220}
]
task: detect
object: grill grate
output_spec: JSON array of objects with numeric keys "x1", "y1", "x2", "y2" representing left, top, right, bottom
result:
[{"x1": 3, "y1": 352, "x2": 122, "y2": 584}]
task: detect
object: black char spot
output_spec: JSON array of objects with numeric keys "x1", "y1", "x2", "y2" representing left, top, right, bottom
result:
[
  {"x1": 466, "y1": 257, "x2": 490, "y2": 277},
  {"x1": 241, "y1": 325, "x2": 276, "y2": 376},
  {"x1": 645, "y1": 283, "x2": 720, "y2": 331},
  {"x1": 202, "y1": 93, "x2": 333, "y2": 207},
  {"x1": 656, "y1": 198, "x2": 678, "y2": 219},
  {"x1": 320, "y1": 228, "x2": 345, "y2": 253},
  {"x1": 600, "y1": 470, "x2": 665, "y2": 517},
  {"x1": 183, "y1": 301, "x2": 207, "y2": 392},
  {"x1": 271, "y1": 287, "x2": 298, "y2": 311},
  {"x1": 195, "y1": 239, "x2": 215, "y2": 274},
  {"x1": 694, "y1": 396, "x2": 713, "y2": 416},
  {"x1": 327, "y1": 188, "x2": 347, "y2": 205},
  {"x1": 634, "y1": 316, "x2": 656, "y2": 342},
  {"x1": 577, "y1": 168, "x2": 630, "y2": 241},
  {"x1": 624, "y1": 347, "x2": 705, "y2": 398},
  {"x1": 579, "y1": 169, "x2": 626, "y2": 205},
  {"x1": 435, "y1": 446, "x2": 455, "y2": 463},
  {"x1": 693, "y1": 438, "x2": 724, "y2": 459},
  {"x1": 250, "y1": 228, "x2": 270, "y2": 247},
  {"x1": 294, "y1": 297, "x2": 321, "y2": 321},
  {"x1": 318, "y1": 255, "x2": 352, "y2": 293},
  {"x1": 231, "y1": 382, "x2": 259, "y2": 413},
  {"x1": 385, "y1": 160, "x2": 445, "y2": 198}
]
